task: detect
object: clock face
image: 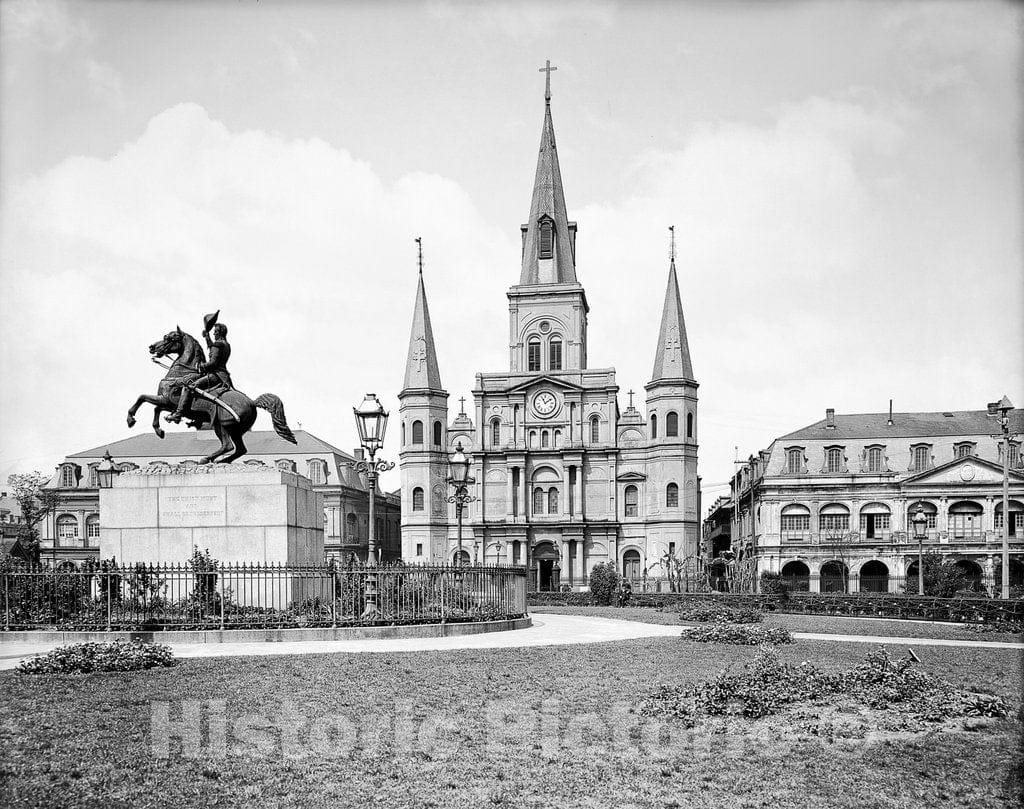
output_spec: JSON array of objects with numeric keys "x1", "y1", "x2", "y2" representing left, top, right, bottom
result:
[{"x1": 533, "y1": 391, "x2": 558, "y2": 417}]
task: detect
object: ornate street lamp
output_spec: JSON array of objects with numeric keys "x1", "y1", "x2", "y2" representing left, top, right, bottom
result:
[
  {"x1": 988, "y1": 395, "x2": 1016, "y2": 599},
  {"x1": 96, "y1": 451, "x2": 120, "y2": 489},
  {"x1": 911, "y1": 505, "x2": 928, "y2": 596},
  {"x1": 352, "y1": 393, "x2": 395, "y2": 618},
  {"x1": 446, "y1": 441, "x2": 476, "y2": 567}
]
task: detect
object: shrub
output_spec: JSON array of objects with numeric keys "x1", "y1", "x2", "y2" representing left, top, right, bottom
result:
[
  {"x1": 904, "y1": 551, "x2": 970, "y2": 597},
  {"x1": 684, "y1": 624, "x2": 792, "y2": 645},
  {"x1": 642, "y1": 646, "x2": 1009, "y2": 722},
  {"x1": 677, "y1": 604, "x2": 763, "y2": 624},
  {"x1": 588, "y1": 562, "x2": 620, "y2": 606},
  {"x1": 16, "y1": 640, "x2": 176, "y2": 674}
]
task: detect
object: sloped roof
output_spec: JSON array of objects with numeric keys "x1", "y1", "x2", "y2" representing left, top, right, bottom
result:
[
  {"x1": 779, "y1": 409, "x2": 1024, "y2": 441},
  {"x1": 68, "y1": 430, "x2": 353, "y2": 460}
]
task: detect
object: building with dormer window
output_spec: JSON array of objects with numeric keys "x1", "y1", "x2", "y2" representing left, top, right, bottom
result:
[
  {"x1": 399, "y1": 77, "x2": 700, "y2": 590},
  {"x1": 724, "y1": 407, "x2": 1024, "y2": 594}
]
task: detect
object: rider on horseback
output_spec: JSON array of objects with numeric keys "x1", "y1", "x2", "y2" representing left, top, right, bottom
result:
[{"x1": 167, "y1": 312, "x2": 233, "y2": 424}]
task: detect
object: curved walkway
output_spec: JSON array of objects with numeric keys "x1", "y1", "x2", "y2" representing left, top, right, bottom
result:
[{"x1": 1, "y1": 613, "x2": 1020, "y2": 670}]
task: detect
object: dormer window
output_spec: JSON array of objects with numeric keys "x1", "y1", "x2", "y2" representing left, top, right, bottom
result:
[
  {"x1": 865, "y1": 445, "x2": 886, "y2": 473},
  {"x1": 785, "y1": 447, "x2": 804, "y2": 475},
  {"x1": 954, "y1": 442, "x2": 975, "y2": 459},
  {"x1": 911, "y1": 443, "x2": 932, "y2": 472},
  {"x1": 538, "y1": 217, "x2": 554, "y2": 260},
  {"x1": 59, "y1": 463, "x2": 77, "y2": 489}
]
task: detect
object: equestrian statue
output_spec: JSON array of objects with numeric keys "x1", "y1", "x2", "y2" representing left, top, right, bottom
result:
[{"x1": 127, "y1": 311, "x2": 297, "y2": 464}]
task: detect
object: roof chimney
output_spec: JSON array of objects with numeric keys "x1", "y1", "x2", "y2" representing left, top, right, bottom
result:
[
  {"x1": 887, "y1": 399, "x2": 893, "y2": 427},
  {"x1": 825, "y1": 408, "x2": 835, "y2": 429}
]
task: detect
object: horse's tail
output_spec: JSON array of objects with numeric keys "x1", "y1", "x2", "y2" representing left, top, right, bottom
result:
[{"x1": 254, "y1": 393, "x2": 297, "y2": 444}]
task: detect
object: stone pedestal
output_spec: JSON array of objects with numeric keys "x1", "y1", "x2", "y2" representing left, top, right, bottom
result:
[{"x1": 99, "y1": 466, "x2": 324, "y2": 565}]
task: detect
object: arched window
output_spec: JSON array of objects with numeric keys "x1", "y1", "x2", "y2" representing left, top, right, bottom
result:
[
  {"x1": 590, "y1": 417, "x2": 600, "y2": 444},
  {"x1": 527, "y1": 338, "x2": 541, "y2": 372},
  {"x1": 911, "y1": 444, "x2": 931, "y2": 472},
  {"x1": 85, "y1": 515, "x2": 100, "y2": 542},
  {"x1": 402, "y1": 421, "x2": 406, "y2": 445},
  {"x1": 541, "y1": 430, "x2": 549, "y2": 448},
  {"x1": 307, "y1": 459, "x2": 326, "y2": 485},
  {"x1": 780, "y1": 504, "x2": 811, "y2": 537},
  {"x1": 825, "y1": 447, "x2": 844, "y2": 473},
  {"x1": 553, "y1": 430, "x2": 561, "y2": 448},
  {"x1": 412, "y1": 420, "x2": 424, "y2": 445},
  {"x1": 276, "y1": 459, "x2": 296, "y2": 472},
  {"x1": 433, "y1": 420, "x2": 442, "y2": 447},
  {"x1": 866, "y1": 446, "x2": 884, "y2": 473},
  {"x1": 995, "y1": 501, "x2": 1024, "y2": 536},
  {"x1": 548, "y1": 487, "x2": 559, "y2": 514},
  {"x1": 650, "y1": 414, "x2": 658, "y2": 439},
  {"x1": 666, "y1": 412, "x2": 679, "y2": 437},
  {"x1": 624, "y1": 485, "x2": 639, "y2": 517},
  {"x1": 538, "y1": 217, "x2": 554, "y2": 259},
  {"x1": 686, "y1": 412, "x2": 693, "y2": 439},
  {"x1": 949, "y1": 501, "x2": 983, "y2": 538},
  {"x1": 529, "y1": 430, "x2": 538, "y2": 449},
  {"x1": 549, "y1": 336, "x2": 562, "y2": 371},
  {"x1": 859, "y1": 503, "x2": 891, "y2": 539},
  {"x1": 533, "y1": 487, "x2": 545, "y2": 515},
  {"x1": 666, "y1": 483, "x2": 679, "y2": 508},
  {"x1": 491, "y1": 419, "x2": 501, "y2": 447},
  {"x1": 346, "y1": 513, "x2": 358, "y2": 538},
  {"x1": 244, "y1": 459, "x2": 265, "y2": 467},
  {"x1": 786, "y1": 448, "x2": 803, "y2": 475},
  {"x1": 818, "y1": 503, "x2": 850, "y2": 533},
  {"x1": 906, "y1": 501, "x2": 937, "y2": 531},
  {"x1": 59, "y1": 464, "x2": 77, "y2": 488},
  {"x1": 412, "y1": 488, "x2": 424, "y2": 511},
  {"x1": 56, "y1": 515, "x2": 78, "y2": 543}
]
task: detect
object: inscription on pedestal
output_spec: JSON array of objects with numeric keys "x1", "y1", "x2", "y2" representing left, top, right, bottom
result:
[{"x1": 159, "y1": 490, "x2": 226, "y2": 527}]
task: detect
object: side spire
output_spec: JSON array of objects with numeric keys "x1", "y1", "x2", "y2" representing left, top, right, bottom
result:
[
  {"x1": 403, "y1": 239, "x2": 444, "y2": 391},
  {"x1": 519, "y1": 60, "x2": 577, "y2": 286},
  {"x1": 650, "y1": 226, "x2": 695, "y2": 383}
]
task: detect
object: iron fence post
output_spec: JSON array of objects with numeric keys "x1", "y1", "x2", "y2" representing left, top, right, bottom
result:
[
  {"x1": 3, "y1": 574, "x2": 8, "y2": 631},
  {"x1": 219, "y1": 569, "x2": 226, "y2": 631},
  {"x1": 105, "y1": 570, "x2": 112, "y2": 632},
  {"x1": 331, "y1": 568, "x2": 337, "y2": 628}
]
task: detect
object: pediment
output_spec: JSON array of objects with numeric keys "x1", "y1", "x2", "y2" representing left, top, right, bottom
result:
[
  {"x1": 616, "y1": 471, "x2": 647, "y2": 482},
  {"x1": 903, "y1": 455, "x2": 1024, "y2": 487},
  {"x1": 505, "y1": 375, "x2": 584, "y2": 394}
]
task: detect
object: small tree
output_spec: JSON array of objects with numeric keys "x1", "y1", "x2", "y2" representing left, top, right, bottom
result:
[
  {"x1": 6, "y1": 472, "x2": 62, "y2": 565},
  {"x1": 588, "y1": 561, "x2": 620, "y2": 606},
  {"x1": 906, "y1": 551, "x2": 968, "y2": 597}
]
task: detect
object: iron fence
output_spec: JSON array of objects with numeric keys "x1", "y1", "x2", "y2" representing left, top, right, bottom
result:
[
  {"x1": 1, "y1": 562, "x2": 528, "y2": 631},
  {"x1": 619, "y1": 573, "x2": 996, "y2": 596}
]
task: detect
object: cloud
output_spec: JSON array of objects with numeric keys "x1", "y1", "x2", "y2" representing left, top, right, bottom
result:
[
  {"x1": 85, "y1": 58, "x2": 125, "y2": 110},
  {"x1": 0, "y1": 103, "x2": 512, "y2": 480},
  {"x1": 0, "y1": 0, "x2": 92, "y2": 51},
  {"x1": 426, "y1": 0, "x2": 616, "y2": 40}
]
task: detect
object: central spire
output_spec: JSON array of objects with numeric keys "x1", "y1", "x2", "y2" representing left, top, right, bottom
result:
[{"x1": 519, "y1": 61, "x2": 577, "y2": 286}]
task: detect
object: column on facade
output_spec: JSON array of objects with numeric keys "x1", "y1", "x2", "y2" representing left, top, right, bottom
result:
[
  {"x1": 562, "y1": 466, "x2": 571, "y2": 517},
  {"x1": 576, "y1": 466, "x2": 584, "y2": 519},
  {"x1": 574, "y1": 539, "x2": 584, "y2": 583},
  {"x1": 506, "y1": 469, "x2": 515, "y2": 520},
  {"x1": 938, "y1": 497, "x2": 949, "y2": 539},
  {"x1": 521, "y1": 466, "x2": 529, "y2": 519},
  {"x1": 505, "y1": 542, "x2": 514, "y2": 565},
  {"x1": 985, "y1": 496, "x2": 995, "y2": 535},
  {"x1": 568, "y1": 404, "x2": 574, "y2": 444},
  {"x1": 559, "y1": 539, "x2": 569, "y2": 586}
]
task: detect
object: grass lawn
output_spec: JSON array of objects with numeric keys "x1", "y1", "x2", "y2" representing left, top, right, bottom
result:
[
  {"x1": 534, "y1": 605, "x2": 1024, "y2": 642},
  {"x1": 1, "y1": 633, "x2": 1021, "y2": 808}
]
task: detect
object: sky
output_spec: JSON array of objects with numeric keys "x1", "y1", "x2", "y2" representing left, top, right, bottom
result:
[{"x1": 1, "y1": 0, "x2": 1021, "y2": 508}]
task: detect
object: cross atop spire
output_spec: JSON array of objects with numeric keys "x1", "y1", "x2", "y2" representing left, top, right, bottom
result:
[
  {"x1": 402, "y1": 269, "x2": 445, "y2": 392},
  {"x1": 519, "y1": 61, "x2": 577, "y2": 286},
  {"x1": 415, "y1": 237, "x2": 423, "y2": 275},
  {"x1": 649, "y1": 239, "x2": 695, "y2": 384},
  {"x1": 669, "y1": 225, "x2": 676, "y2": 265},
  {"x1": 539, "y1": 60, "x2": 557, "y2": 103}
]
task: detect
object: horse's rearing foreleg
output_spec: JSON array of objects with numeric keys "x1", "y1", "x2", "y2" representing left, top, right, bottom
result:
[{"x1": 128, "y1": 393, "x2": 171, "y2": 436}]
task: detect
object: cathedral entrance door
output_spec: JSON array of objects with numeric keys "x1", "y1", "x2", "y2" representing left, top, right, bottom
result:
[{"x1": 539, "y1": 560, "x2": 554, "y2": 591}]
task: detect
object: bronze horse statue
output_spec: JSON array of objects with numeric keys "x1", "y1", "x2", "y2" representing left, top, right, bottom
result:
[{"x1": 127, "y1": 327, "x2": 296, "y2": 464}]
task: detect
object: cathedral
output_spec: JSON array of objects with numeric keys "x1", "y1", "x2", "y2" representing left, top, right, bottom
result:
[{"x1": 398, "y1": 76, "x2": 700, "y2": 591}]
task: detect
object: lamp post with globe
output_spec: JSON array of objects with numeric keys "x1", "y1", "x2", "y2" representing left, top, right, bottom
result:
[{"x1": 352, "y1": 393, "x2": 395, "y2": 618}]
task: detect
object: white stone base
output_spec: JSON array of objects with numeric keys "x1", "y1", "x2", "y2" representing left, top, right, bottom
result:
[{"x1": 99, "y1": 466, "x2": 324, "y2": 565}]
